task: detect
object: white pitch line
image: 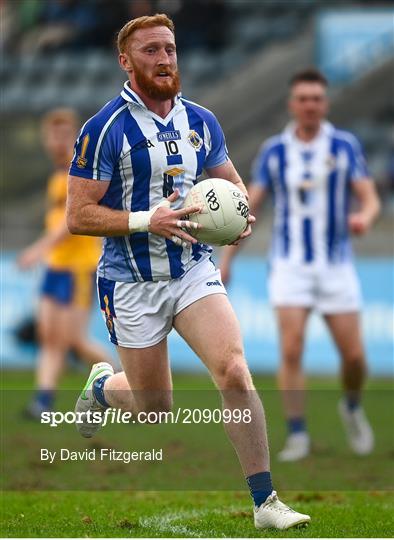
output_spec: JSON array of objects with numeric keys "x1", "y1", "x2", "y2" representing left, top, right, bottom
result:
[
  {"x1": 139, "y1": 506, "x2": 250, "y2": 537},
  {"x1": 140, "y1": 510, "x2": 205, "y2": 537}
]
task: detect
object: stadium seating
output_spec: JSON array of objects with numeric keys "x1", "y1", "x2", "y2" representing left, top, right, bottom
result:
[
  {"x1": 1, "y1": 1, "x2": 324, "y2": 115},
  {"x1": 2, "y1": 1, "x2": 393, "y2": 250}
]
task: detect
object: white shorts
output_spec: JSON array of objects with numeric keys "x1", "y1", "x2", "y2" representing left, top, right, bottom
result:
[
  {"x1": 97, "y1": 258, "x2": 226, "y2": 348},
  {"x1": 268, "y1": 261, "x2": 362, "y2": 314}
]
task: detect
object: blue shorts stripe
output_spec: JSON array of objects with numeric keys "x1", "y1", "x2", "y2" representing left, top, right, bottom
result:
[{"x1": 97, "y1": 276, "x2": 118, "y2": 345}]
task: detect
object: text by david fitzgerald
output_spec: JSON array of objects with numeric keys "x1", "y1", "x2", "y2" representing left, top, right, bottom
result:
[{"x1": 41, "y1": 448, "x2": 163, "y2": 464}]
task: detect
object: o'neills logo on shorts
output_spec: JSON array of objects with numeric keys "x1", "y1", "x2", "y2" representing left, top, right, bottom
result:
[{"x1": 206, "y1": 280, "x2": 221, "y2": 287}]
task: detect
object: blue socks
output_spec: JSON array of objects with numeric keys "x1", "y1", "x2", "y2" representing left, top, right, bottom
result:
[
  {"x1": 287, "y1": 416, "x2": 306, "y2": 434},
  {"x1": 93, "y1": 375, "x2": 111, "y2": 408},
  {"x1": 346, "y1": 395, "x2": 360, "y2": 412},
  {"x1": 36, "y1": 389, "x2": 54, "y2": 410},
  {"x1": 246, "y1": 471, "x2": 273, "y2": 507}
]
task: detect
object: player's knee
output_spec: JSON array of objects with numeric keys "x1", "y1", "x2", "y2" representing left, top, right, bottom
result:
[
  {"x1": 344, "y1": 350, "x2": 365, "y2": 367},
  {"x1": 37, "y1": 320, "x2": 50, "y2": 343},
  {"x1": 282, "y1": 337, "x2": 303, "y2": 368},
  {"x1": 282, "y1": 351, "x2": 302, "y2": 369},
  {"x1": 71, "y1": 339, "x2": 87, "y2": 357},
  {"x1": 216, "y1": 355, "x2": 253, "y2": 391},
  {"x1": 134, "y1": 392, "x2": 173, "y2": 416},
  {"x1": 38, "y1": 325, "x2": 67, "y2": 350}
]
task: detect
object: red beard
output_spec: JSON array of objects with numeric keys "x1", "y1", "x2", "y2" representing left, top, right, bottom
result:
[{"x1": 132, "y1": 63, "x2": 181, "y2": 101}]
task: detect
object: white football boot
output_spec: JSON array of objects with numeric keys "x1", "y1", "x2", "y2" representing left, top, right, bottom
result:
[
  {"x1": 277, "y1": 432, "x2": 310, "y2": 462},
  {"x1": 254, "y1": 491, "x2": 311, "y2": 530},
  {"x1": 75, "y1": 362, "x2": 114, "y2": 438},
  {"x1": 338, "y1": 399, "x2": 374, "y2": 455}
]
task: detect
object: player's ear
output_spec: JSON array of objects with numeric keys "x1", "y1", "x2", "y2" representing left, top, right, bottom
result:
[{"x1": 119, "y1": 53, "x2": 133, "y2": 73}]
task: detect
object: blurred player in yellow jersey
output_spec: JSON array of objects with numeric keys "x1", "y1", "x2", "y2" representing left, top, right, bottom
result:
[{"x1": 18, "y1": 108, "x2": 113, "y2": 417}]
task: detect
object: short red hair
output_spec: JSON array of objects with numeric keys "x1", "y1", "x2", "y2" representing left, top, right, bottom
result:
[{"x1": 117, "y1": 13, "x2": 175, "y2": 54}]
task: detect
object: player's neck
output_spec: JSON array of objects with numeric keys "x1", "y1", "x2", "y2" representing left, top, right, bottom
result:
[
  {"x1": 141, "y1": 95, "x2": 173, "y2": 118},
  {"x1": 130, "y1": 83, "x2": 173, "y2": 118},
  {"x1": 295, "y1": 124, "x2": 321, "y2": 143}
]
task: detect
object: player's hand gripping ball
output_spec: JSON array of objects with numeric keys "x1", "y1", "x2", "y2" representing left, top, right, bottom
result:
[{"x1": 183, "y1": 178, "x2": 249, "y2": 246}]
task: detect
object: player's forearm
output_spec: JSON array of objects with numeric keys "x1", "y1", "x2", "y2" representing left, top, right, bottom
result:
[
  {"x1": 67, "y1": 203, "x2": 130, "y2": 237},
  {"x1": 224, "y1": 168, "x2": 248, "y2": 197},
  {"x1": 352, "y1": 179, "x2": 381, "y2": 227},
  {"x1": 207, "y1": 160, "x2": 248, "y2": 197},
  {"x1": 360, "y1": 194, "x2": 381, "y2": 224}
]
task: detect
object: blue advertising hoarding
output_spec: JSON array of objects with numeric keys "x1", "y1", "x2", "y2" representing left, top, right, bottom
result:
[
  {"x1": 316, "y1": 9, "x2": 394, "y2": 84},
  {"x1": 1, "y1": 253, "x2": 393, "y2": 376}
]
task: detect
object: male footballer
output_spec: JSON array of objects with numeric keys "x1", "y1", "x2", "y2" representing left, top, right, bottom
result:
[
  {"x1": 67, "y1": 14, "x2": 310, "y2": 530},
  {"x1": 220, "y1": 68, "x2": 380, "y2": 462}
]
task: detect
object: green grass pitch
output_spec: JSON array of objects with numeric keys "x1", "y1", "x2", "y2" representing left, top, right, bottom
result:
[{"x1": 1, "y1": 369, "x2": 393, "y2": 538}]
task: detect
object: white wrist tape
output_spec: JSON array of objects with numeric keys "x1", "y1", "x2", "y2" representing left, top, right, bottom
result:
[{"x1": 128, "y1": 199, "x2": 170, "y2": 233}]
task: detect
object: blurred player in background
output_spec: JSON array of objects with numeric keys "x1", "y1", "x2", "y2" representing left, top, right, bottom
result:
[
  {"x1": 220, "y1": 68, "x2": 381, "y2": 461},
  {"x1": 18, "y1": 108, "x2": 113, "y2": 418},
  {"x1": 66, "y1": 14, "x2": 310, "y2": 530}
]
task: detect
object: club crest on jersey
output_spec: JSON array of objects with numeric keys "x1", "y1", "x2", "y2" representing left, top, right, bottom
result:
[
  {"x1": 326, "y1": 154, "x2": 337, "y2": 171},
  {"x1": 76, "y1": 133, "x2": 89, "y2": 168},
  {"x1": 187, "y1": 130, "x2": 203, "y2": 151}
]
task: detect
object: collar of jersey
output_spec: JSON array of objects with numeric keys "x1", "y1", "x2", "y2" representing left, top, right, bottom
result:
[
  {"x1": 284, "y1": 120, "x2": 334, "y2": 144},
  {"x1": 120, "y1": 81, "x2": 182, "y2": 111}
]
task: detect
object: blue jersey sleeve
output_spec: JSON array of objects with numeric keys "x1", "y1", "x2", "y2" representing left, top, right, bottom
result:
[
  {"x1": 69, "y1": 115, "x2": 122, "y2": 181},
  {"x1": 251, "y1": 141, "x2": 274, "y2": 188},
  {"x1": 347, "y1": 134, "x2": 369, "y2": 182},
  {"x1": 204, "y1": 113, "x2": 229, "y2": 169}
]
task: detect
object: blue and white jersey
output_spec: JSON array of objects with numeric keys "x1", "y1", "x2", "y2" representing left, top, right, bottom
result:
[
  {"x1": 70, "y1": 82, "x2": 228, "y2": 282},
  {"x1": 252, "y1": 121, "x2": 370, "y2": 266}
]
